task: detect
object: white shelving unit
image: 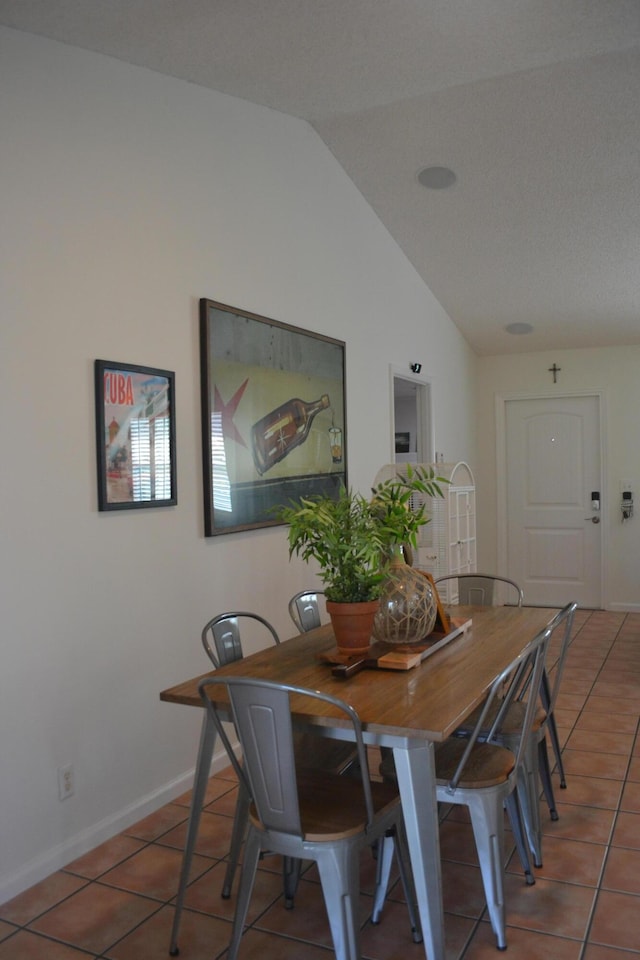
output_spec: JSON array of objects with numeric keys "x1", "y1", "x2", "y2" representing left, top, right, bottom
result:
[{"x1": 374, "y1": 461, "x2": 476, "y2": 596}]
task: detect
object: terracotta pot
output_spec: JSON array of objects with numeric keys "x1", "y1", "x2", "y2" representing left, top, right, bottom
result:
[{"x1": 326, "y1": 599, "x2": 379, "y2": 655}]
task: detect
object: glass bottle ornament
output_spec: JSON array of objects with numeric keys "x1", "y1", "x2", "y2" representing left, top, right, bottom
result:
[{"x1": 372, "y1": 546, "x2": 438, "y2": 645}]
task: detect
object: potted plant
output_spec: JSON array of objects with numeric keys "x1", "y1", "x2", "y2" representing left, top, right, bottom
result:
[{"x1": 280, "y1": 465, "x2": 446, "y2": 652}]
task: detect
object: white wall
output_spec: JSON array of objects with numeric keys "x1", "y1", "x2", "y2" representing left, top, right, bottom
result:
[
  {"x1": 476, "y1": 346, "x2": 640, "y2": 610},
  {"x1": 0, "y1": 27, "x2": 476, "y2": 901}
]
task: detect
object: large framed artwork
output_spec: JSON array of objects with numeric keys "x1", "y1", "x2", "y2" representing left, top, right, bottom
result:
[
  {"x1": 94, "y1": 359, "x2": 177, "y2": 511},
  {"x1": 200, "y1": 298, "x2": 346, "y2": 536}
]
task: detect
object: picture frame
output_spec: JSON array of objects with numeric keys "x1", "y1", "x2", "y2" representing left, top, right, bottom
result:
[
  {"x1": 200, "y1": 298, "x2": 347, "y2": 536},
  {"x1": 395, "y1": 431, "x2": 410, "y2": 454},
  {"x1": 94, "y1": 359, "x2": 177, "y2": 511}
]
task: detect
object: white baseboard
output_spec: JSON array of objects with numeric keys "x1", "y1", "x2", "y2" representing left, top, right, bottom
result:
[
  {"x1": 607, "y1": 602, "x2": 640, "y2": 612},
  {"x1": 0, "y1": 746, "x2": 231, "y2": 906}
]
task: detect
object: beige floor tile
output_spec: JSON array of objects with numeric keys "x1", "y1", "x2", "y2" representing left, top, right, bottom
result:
[
  {"x1": 0, "y1": 921, "x2": 16, "y2": 944},
  {"x1": 179, "y1": 860, "x2": 284, "y2": 922},
  {"x1": 440, "y1": 861, "x2": 487, "y2": 919},
  {"x1": 0, "y1": 873, "x2": 88, "y2": 926},
  {"x1": 552, "y1": 775, "x2": 623, "y2": 810},
  {"x1": 584, "y1": 697, "x2": 640, "y2": 717},
  {"x1": 64, "y1": 834, "x2": 146, "y2": 879},
  {"x1": 439, "y1": 820, "x2": 479, "y2": 866},
  {"x1": 589, "y1": 890, "x2": 640, "y2": 952},
  {"x1": 561, "y1": 749, "x2": 630, "y2": 780},
  {"x1": 28, "y1": 883, "x2": 159, "y2": 955},
  {"x1": 583, "y1": 944, "x2": 640, "y2": 959},
  {"x1": 99, "y1": 842, "x2": 211, "y2": 901},
  {"x1": 575, "y1": 713, "x2": 638, "y2": 735},
  {"x1": 540, "y1": 802, "x2": 615, "y2": 844},
  {"x1": 173, "y1": 773, "x2": 237, "y2": 809},
  {"x1": 215, "y1": 926, "x2": 333, "y2": 960},
  {"x1": 507, "y1": 835, "x2": 606, "y2": 886},
  {"x1": 0, "y1": 930, "x2": 95, "y2": 959},
  {"x1": 157, "y1": 808, "x2": 235, "y2": 859},
  {"x1": 590, "y1": 681, "x2": 640, "y2": 701},
  {"x1": 620, "y1": 782, "x2": 640, "y2": 814},
  {"x1": 500, "y1": 873, "x2": 596, "y2": 940},
  {"x1": 626, "y1": 757, "x2": 640, "y2": 782},
  {"x1": 252, "y1": 875, "x2": 342, "y2": 948},
  {"x1": 358, "y1": 897, "x2": 428, "y2": 960},
  {"x1": 463, "y1": 920, "x2": 582, "y2": 959},
  {"x1": 611, "y1": 812, "x2": 640, "y2": 850},
  {"x1": 601, "y1": 847, "x2": 640, "y2": 895},
  {"x1": 123, "y1": 802, "x2": 189, "y2": 841},
  {"x1": 103, "y1": 903, "x2": 231, "y2": 960},
  {"x1": 564, "y1": 731, "x2": 635, "y2": 757}
]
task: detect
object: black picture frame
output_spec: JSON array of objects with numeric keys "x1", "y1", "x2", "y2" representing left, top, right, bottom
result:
[
  {"x1": 94, "y1": 359, "x2": 177, "y2": 511},
  {"x1": 200, "y1": 298, "x2": 347, "y2": 536}
]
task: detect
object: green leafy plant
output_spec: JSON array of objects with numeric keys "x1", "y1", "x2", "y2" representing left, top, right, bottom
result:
[{"x1": 280, "y1": 465, "x2": 447, "y2": 603}]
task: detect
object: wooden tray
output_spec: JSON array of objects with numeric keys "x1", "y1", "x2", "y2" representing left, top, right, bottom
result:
[{"x1": 319, "y1": 617, "x2": 472, "y2": 678}]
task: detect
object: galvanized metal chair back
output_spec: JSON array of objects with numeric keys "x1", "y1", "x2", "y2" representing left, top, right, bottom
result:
[{"x1": 201, "y1": 611, "x2": 280, "y2": 667}]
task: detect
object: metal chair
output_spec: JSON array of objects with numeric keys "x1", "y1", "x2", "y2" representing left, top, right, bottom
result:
[
  {"x1": 453, "y1": 602, "x2": 577, "y2": 870},
  {"x1": 538, "y1": 601, "x2": 577, "y2": 803},
  {"x1": 200, "y1": 611, "x2": 357, "y2": 899},
  {"x1": 202, "y1": 610, "x2": 280, "y2": 668},
  {"x1": 378, "y1": 624, "x2": 550, "y2": 950},
  {"x1": 288, "y1": 589, "x2": 325, "y2": 633},
  {"x1": 199, "y1": 676, "x2": 421, "y2": 960},
  {"x1": 492, "y1": 602, "x2": 577, "y2": 865},
  {"x1": 435, "y1": 573, "x2": 524, "y2": 607},
  {"x1": 437, "y1": 576, "x2": 568, "y2": 808}
]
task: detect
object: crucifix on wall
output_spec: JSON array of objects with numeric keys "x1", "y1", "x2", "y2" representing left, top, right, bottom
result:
[{"x1": 548, "y1": 363, "x2": 561, "y2": 383}]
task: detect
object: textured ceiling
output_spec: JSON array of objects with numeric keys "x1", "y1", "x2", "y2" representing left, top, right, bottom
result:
[{"x1": 2, "y1": 0, "x2": 639, "y2": 355}]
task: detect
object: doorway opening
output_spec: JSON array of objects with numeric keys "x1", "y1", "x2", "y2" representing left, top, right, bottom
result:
[{"x1": 392, "y1": 373, "x2": 432, "y2": 465}]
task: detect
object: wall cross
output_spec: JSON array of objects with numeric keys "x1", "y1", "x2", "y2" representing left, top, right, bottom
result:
[{"x1": 548, "y1": 363, "x2": 561, "y2": 383}]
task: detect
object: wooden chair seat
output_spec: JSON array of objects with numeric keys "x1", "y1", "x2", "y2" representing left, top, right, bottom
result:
[
  {"x1": 250, "y1": 771, "x2": 401, "y2": 842},
  {"x1": 435, "y1": 739, "x2": 515, "y2": 790},
  {"x1": 458, "y1": 700, "x2": 546, "y2": 736}
]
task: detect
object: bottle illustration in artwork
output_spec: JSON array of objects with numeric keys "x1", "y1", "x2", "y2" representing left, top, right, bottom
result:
[{"x1": 251, "y1": 394, "x2": 330, "y2": 475}]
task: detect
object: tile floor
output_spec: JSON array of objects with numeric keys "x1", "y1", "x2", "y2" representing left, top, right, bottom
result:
[{"x1": 2, "y1": 609, "x2": 640, "y2": 959}]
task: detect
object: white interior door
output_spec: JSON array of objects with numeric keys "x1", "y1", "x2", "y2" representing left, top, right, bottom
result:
[{"x1": 505, "y1": 395, "x2": 602, "y2": 607}]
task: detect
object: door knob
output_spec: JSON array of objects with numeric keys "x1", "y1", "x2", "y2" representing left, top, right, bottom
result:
[{"x1": 584, "y1": 516, "x2": 600, "y2": 523}]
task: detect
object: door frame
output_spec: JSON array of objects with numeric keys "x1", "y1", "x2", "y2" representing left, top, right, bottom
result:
[
  {"x1": 495, "y1": 389, "x2": 608, "y2": 609},
  {"x1": 389, "y1": 364, "x2": 434, "y2": 464}
]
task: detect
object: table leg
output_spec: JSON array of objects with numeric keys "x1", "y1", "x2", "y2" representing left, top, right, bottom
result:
[
  {"x1": 393, "y1": 742, "x2": 445, "y2": 960},
  {"x1": 169, "y1": 711, "x2": 217, "y2": 956}
]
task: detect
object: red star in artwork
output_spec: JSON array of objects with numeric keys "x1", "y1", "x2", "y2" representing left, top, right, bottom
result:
[{"x1": 213, "y1": 379, "x2": 249, "y2": 448}]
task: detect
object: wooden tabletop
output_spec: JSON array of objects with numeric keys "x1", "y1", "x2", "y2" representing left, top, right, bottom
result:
[{"x1": 160, "y1": 605, "x2": 554, "y2": 743}]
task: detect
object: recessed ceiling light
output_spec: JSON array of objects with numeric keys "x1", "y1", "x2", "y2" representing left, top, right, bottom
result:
[
  {"x1": 505, "y1": 322, "x2": 534, "y2": 335},
  {"x1": 417, "y1": 166, "x2": 456, "y2": 190}
]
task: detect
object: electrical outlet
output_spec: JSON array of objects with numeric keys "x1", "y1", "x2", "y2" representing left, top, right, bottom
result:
[
  {"x1": 58, "y1": 764, "x2": 74, "y2": 800},
  {"x1": 621, "y1": 479, "x2": 633, "y2": 492}
]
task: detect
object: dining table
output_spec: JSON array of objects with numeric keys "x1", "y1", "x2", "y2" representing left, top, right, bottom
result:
[{"x1": 160, "y1": 603, "x2": 555, "y2": 960}]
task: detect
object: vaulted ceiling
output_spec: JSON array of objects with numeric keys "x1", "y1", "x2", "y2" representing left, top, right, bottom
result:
[{"x1": 2, "y1": 0, "x2": 639, "y2": 354}]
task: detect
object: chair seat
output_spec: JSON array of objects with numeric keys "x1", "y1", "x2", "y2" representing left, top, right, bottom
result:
[
  {"x1": 381, "y1": 740, "x2": 516, "y2": 791},
  {"x1": 249, "y1": 770, "x2": 401, "y2": 842},
  {"x1": 293, "y1": 733, "x2": 358, "y2": 775},
  {"x1": 457, "y1": 700, "x2": 546, "y2": 737},
  {"x1": 435, "y1": 739, "x2": 515, "y2": 789}
]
